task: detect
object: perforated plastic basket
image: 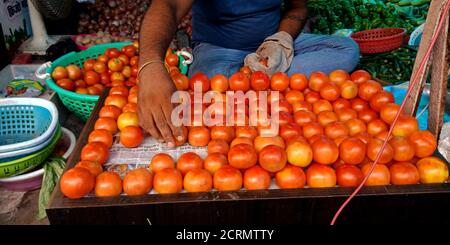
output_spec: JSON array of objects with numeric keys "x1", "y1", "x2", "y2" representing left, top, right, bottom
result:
[
  {"x1": 0, "y1": 125, "x2": 61, "y2": 177},
  {"x1": 0, "y1": 98, "x2": 58, "y2": 153},
  {"x1": 351, "y1": 28, "x2": 406, "y2": 54}
]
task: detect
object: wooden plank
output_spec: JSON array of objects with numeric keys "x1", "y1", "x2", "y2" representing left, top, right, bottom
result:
[
  {"x1": 428, "y1": 12, "x2": 449, "y2": 136},
  {"x1": 403, "y1": 0, "x2": 447, "y2": 115}
]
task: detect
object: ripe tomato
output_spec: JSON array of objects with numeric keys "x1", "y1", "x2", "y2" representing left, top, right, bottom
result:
[
  {"x1": 329, "y1": 69, "x2": 350, "y2": 86},
  {"x1": 250, "y1": 71, "x2": 270, "y2": 91},
  {"x1": 52, "y1": 66, "x2": 68, "y2": 80},
  {"x1": 183, "y1": 169, "x2": 213, "y2": 192},
  {"x1": 270, "y1": 72, "x2": 289, "y2": 91},
  {"x1": 290, "y1": 73, "x2": 308, "y2": 91},
  {"x1": 351, "y1": 98, "x2": 370, "y2": 112},
  {"x1": 105, "y1": 48, "x2": 120, "y2": 58},
  {"x1": 66, "y1": 64, "x2": 82, "y2": 80},
  {"x1": 121, "y1": 44, "x2": 137, "y2": 57},
  {"x1": 367, "y1": 119, "x2": 388, "y2": 136},
  {"x1": 358, "y1": 80, "x2": 382, "y2": 101},
  {"x1": 302, "y1": 122, "x2": 323, "y2": 139},
  {"x1": 93, "y1": 61, "x2": 107, "y2": 74},
  {"x1": 110, "y1": 72, "x2": 125, "y2": 83},
  {"x1": 285, "y1": 90, "x2": 304, "y2": 105},
  {"x1": 320, "y1": 82, "x2": 340, "y2": 101},
  {"x1": 94, "y1": 117, "x2": 118, "y2": 134},
  {"x1": 75, "y1": 160, "x2": 103, "y2": 177},
  {"x1": 253, "y1": 135, "x2": 285, "y2": 152},
  {"x1": 207, "y1": 139, "x2": 229, "y2": 155},
  {"x1": 304, "y1": 91, "x2": 321, "y2": 104},
  {"x1": 228, "y1": 143, "x2": 257, "y2": 169},
  {"x1": 122, "y1": 103, "x2": 138, "y2": 113},
  {"x1": 361, "y1": 163, "x2": 390, "y2": 186},
  {"x1": 275, "y1": 164, "x2": 306, "y2": 189},
  {"x1": 279, "y1": 122, "x2": 302, "y2": 141},
  {"x1": 150, "y1": 153, "x2": 175, "y2": 173},
  {"x1": 81, "y1": 142, "x2": 110, "y2": 165},
  {"x1": 123, "y1": 168, "x2": 153, "y2": 195},
  {"x1": 259, "y1": 145, "x2": 287, "y2": 172},
  {"x1": 317, "y1": 111, "x2": 338, "y2": 126},
  {"x1": 171, "y1": 73, "x2": 189, "y2": 91},
  {"x1": 339, "y1": 137, "x2": 366, "y2": 165},
  {"x1": 345, "y1": 118, "x2": 366, "y2": 136},
  {"x1": 99, "y1": 105, "x2": 122, "y2": 120},
  {"x1": 93, "y1": 83, "x2": 104, "y2": 91},
  {"x1": 340, "y1": 80, "x2": 358, "y2": 99},
  {"x1": 188, "y1": 126, "x2": 211, "y2": 147},
  {"x1": 83, "y1": 59, "x2": 96, "y2": 71},
  {"x1": 204, "y1": 153, "x2": 228, "y2": 174},
  {"x1": 131, "y1": 65, "x2": 138, "y2": 77},
  {"x1": 56, "y1": 78, "x2": 75, "y2": 91},
  {"x1": 60, "y1": 168, "x2": 95, "y2": 199},
  {"x1": 325, "y1": 121, "x2": 349, "y2": 139},
  {"x1": 117, "y1": 112, "x2": 139, "y2": 131},
  {"x1": 369, "y1": 91, "x2": 394, "y2": 112},
  {"x1": 153, "y1": 168, "x2": 183, "y2": 194},
  {"x1": 109, "y1": 85, "x2": 129, "y2": 97},
  {"x1": 306, "y1": 163, "x2": 336, "y2": 188},
  {"x1": 128, "y1": 92, "x2": 137, "y2": 104},
  {"x1": 416, "y1": 157, "x2": 449, "y2": 183},
  {"x1": 100, "y1": 72, "x2": 110, "y2": 85},
  {"x1": 95, "y1": 171, "x2": 122, "y2": 197},
  {"x1": 74, "y1": 79, "x2": 86, "y2": 88},
  {"x1": 366, "y1": 138, "x2": 394, "y2": 164},
  {"x1": 240, "y1": 66, "x2": 252, "y2": 77},
  {"x1": 375, "y1": 131, "x2": 392, "y2": 142},
  {"x1": 86, "y1": 86, "x2": 102, "y2": 96},
  {"x1": 389, "y1": 162, "x2": 419, "y2": 185},
  {"x1": 120, "y1": 126, "x2": 144, "y2": 148},
  {"x1": 84, "y1": 70, "x2": 100, "y2": 86},
  {"x1": 165, "y1": 53, "x2": 179, "y2": 67},
  {"x1": 294, "y1": 110, "x2": 316, "y2": 126},
  {"x1": 392, "y1": 115, "x2": 418, "y2": 137},
  {"x1": 209, "y1": 74, "x2": 228, "y2": 92},
  {"x1": 336, "y1": 108, "x2": 357, "y2": 122},
  {"x1": 230, "y1": 137, "x2": 253, "y2": 148},
  {"x1": 286, "y1": 140, "x2": 313, "y2": 167},
  {"x1": 210, "y1": 126, "x2": 235, "y2": 143},
  {"x1": 88, "y1": 129, "x2": 113, "y2": 148},
  {"x1": 312, "y1": 99, "x2": 333, "y2": 114},
  {"x1": 333, "y1": 98, "x2": 351, "y2": 111},
  {"x1": 75, "y1": 87, "x2": 88, "y2": 94},
  {"x1": 309, "y1": 71, "x2": 329, "y2": 91},
  {"x1": 177, "y1": 152, "x2": 203, "y2": 176},
  {"x1": 389, "y1": 136, "x2": 415, "y2": 162},
  {"x1": 355, "y1": 132, "x2": 371, "y2": 144},
  {"x1": 213, "y1": 165, "x2": 242, "y2": 191},
  {"x1": 292, "y1": 101, "x2": 312, "y2": 113},
  {"x1": 235, "y1": 126, "x2": 258, "y2": 140},
  {"x1": 408, "y1": 130, "x2": 437, "y2": 158},
  {"x1": 96, "y1": 54, "x2": 108, "y2": 63},
  {"x1": 379, "y1": 103, "x2": 402, "y2": 125},
  {"x1": 358, "y1": 109, "x2": 378, "y2": 124},
  {"x1": 190, "y1": 72, "x2": 210, "y2": 92},
  {"x1": 130, "y1": 56, "x2": 139, "y2": 66},
  {"x1": 311, "y1": 137, "x2": 339, "y2": 165},
  {"x1": 243, "y1": 165, "x2": 271, "y2": 190},
  {"x1": 229, "y1": 71, "x2": 250, "y2": 91},
  {"x1": 350, "y1": 70, "x2": 371, "y2": 84},
  {"x1": 336, "y1": 164, "x2": 363, "y2": 187}
]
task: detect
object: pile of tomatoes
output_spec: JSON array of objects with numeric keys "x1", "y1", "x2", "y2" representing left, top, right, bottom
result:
[
  {"x1": 59, "y1": 66, "x2": 449, "y2": 199},
  {"x1": 51, "y1": 44, "x2": 139, "y2": 95}
]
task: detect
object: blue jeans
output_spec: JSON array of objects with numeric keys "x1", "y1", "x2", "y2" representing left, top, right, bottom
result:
[{"x1": 188, "y1": 33, "x2": 360, "y2": 78}]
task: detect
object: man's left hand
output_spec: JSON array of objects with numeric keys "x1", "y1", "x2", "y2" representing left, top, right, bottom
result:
[{"x1": 244, "y1": 31, "x2": 294, "y2": 76}]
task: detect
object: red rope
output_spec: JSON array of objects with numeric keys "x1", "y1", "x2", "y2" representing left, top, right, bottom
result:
[{"x1": 331, "y1": 0, "x2": 450, "y2": 225}]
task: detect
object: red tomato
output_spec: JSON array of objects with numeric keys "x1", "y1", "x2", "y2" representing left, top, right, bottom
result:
[
  {"x1": 84, "y1": 70, "x2": 100, "y2": 86},
  {"x1": 389, "y1": 136, "x2": 415, "y2": 162},
  {"x1": 94, "y1": 117, "x2": 118, "y2": 134},
  {"x1": 339, "y1": 137, "x2": 366, "y2": 165},
  {"x1": 285, "y1": 90, "x2": 304, "y2": 105},
  {"x1": 333, "y1": 98, "x2": 351, "y2": 111},
  {"x1": 81, "y1": 142, "x2": 110, "y2": 165},
  {"x1": 229, "y1": 71, "x2": 250, "y2": 91},
  {"x1": 358, "y1": 109, "x2": 378, "y2": 123},
  {"x1": 204, "y1": 153, "x2": 228, "y2": 174},
  {"x1": 350, "y1": 70, "x2": 371, "y2": 84},
  {"x1": 392, "y1": 115, "x2": 418, "y2": 137},
  {"x1": 188, "y1": 126, "x2": 211, "y2": 147},
  {"x1": 60, "y1": 168, "x2": 95, "y2": 199},
  {"x1": 66, "y1": 64, "x2": 82, "y2": 80},
  {"x1": 75, "y1": 160, "x2": 103, "y2": 177},
  {"x1": 290, "y1": 73, "x2": 308, "y2": 91},
  {"x1": 56, "y1": 78, "x2": 75, "y2": 91},
  {"x1": 306, "y1": 163, "x2": 336, "y2": 188},
  {"x1": 259, "y1": 145, "x2": 287, "y2": 173},
  {"x1": 210, "y1": 74, "x2": 229, "y2": 92},
  {"x1": 184, "y1": 169, "x2": 213, "y2": 192},
  {"x1": 358, "y1": 80, "x2": 382, "y2": 101},
  {"x1": 120, "y1": 126, "x2": 144, "y2": 148},
  {"x1": 270, "y1": 72, "x2": 289, "y2": 91},
  {"x1": 329, "y1": 69, "x2": 350, "y2": 86},
  {"x1": 190, "y1": 72, "x2": 210, "y2": 92},
  {"x1": 369, "y1": 91, "x2": 395, "y2": 112},
  {"x1": 177, "y1": 152, "x2": 203, "y2": 176},
  {"x1": 105, "y1": 48, "x2": 120, "y2": 58},
  {"x1": 416, "y1": 157, "x2": 449, "y2": 183},
  {"x1": 150, "y1": 153, "x2": 175, "y2": 173},
  {"x1": 309, "y1": 71, "x2": 329, "y2": 92},
  {"x1": 302, "y1": 122, "x2": 324, "y2": 139},
  {"x1": 228, "y1": 143, "x2": 257, "y2": 169},
  {"x1": 311, "y1": 136, "x2": 339, "y2": 165},
  {"x1": 121, "y1": 44, "x2": 137, "y2": 57},
  {"x1": 325, "y1": 121, "x2": 349, "y2": 140},
  {"x1": 286, "y1": 140, "x2": 313, "y2": 167},
  {"x1": 361, "y1": 163, "x2": 390, "y2": 186},
  {"x1": 275, "y1": 164, "x2": 306, "y2": 189},
  {"x1": 366, "y1": 138, "x2": 394, "y2": 164},
  {"x1": 243, "y1": 165, "x2": 271, "y2": 190},
  {"x1": 165, "y1": 53, "x2": 179, "y2": 67},
  {"x1": 408, "y1": 130, "x2": 437, "y2": 158},
  {"x1": 313, "y1": 99, "x2": 333, "y2": 114},
  {"x1": 123, "y1": 168, "x2": 153, "y2": 195},
  {"x1": 336, "y1": 164, "x2": 363, "y2": 187},
  {"x1": 88, "y1": 129, "x2": 113, "y2": 148},
  {"x1": 52, "y1": 66, "x2": 68, "y2": 80},
  {"x1": 253, "y1": 135, "x2": 285, "y2": 152},
  {"x1": 250, "y1": 71, "x2": 270, "y2": 91},
  {"x1": 389, "y1": 162, "x2": 419, "y2": 185},
  {"x1": 213, "y1": 166, "x2": 242, "y2": 191},
  {"x1": 95, "y1": 171, "x2": 122, "y2": 197},
  {"x1": 153, "y1": 168, "x2": 183, "y2": 194},
  {"x1": 83, "y1": 59, "x2": 95, "y2": 71},
  {"x1": 336, "y1": 108, "x2": 357, "y2": 122},
  {"x1": 320, "y1": 82, "x2": 340, "y2": 101},
  {"x1": 340, "y1": 80, "x2": 358, "y2": 99}
]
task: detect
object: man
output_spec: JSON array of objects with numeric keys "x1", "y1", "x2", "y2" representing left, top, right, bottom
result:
[{"x1": 138, "y1": 0, "x2": 360, "y2": 147}]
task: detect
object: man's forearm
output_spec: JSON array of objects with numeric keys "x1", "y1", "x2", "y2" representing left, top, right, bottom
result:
[
  {"x1": 278, "y1": 0, "x2": 308, "y2": 39},
  {"x1": 138, "y1": 0, "x2": 192, "y2": 66}
]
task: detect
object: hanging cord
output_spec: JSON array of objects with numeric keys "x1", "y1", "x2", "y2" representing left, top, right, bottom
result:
[{"x1": 331, "y1": 0, "x2": 450, "y2": 225}]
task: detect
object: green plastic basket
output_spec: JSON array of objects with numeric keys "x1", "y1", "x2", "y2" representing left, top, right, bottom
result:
[
  {"x1": 0, "y1": 125, "x2": 61, "y2": 177},
  {"x1": 45, "y1": 42, "x2": 189, "y2": 121},
  {"x1": 45, "y1": 42, "x2": 132, "y2": 121}
]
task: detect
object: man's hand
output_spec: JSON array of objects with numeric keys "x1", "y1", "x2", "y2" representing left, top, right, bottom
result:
[
  {"x1": 138, "y1": 64, "x2": 184, "y2": 147},
  {"x1": 244, "y1": 31, "x2": 294, "y2": 76}
]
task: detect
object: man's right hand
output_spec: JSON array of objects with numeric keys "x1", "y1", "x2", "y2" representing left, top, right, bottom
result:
[{"x1": 138, "y1": 64, "x2": 184, "y2": 147}]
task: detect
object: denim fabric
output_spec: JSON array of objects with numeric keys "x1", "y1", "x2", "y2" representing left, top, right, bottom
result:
[{"x1": 188, "y1": 33, "x2": 360, "y2": 78}]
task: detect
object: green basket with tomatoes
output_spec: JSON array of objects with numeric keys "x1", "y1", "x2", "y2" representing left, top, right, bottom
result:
[{"x1": 45, "y1": 42, "x2": 188, "y2": 121}]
